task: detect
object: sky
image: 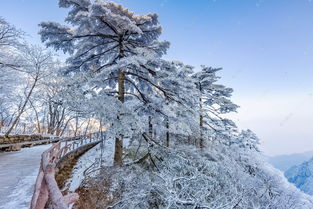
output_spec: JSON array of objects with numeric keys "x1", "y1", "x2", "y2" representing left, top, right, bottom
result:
[{"x1": 1, "y1": 0, "x2": 313, "y2": 156}]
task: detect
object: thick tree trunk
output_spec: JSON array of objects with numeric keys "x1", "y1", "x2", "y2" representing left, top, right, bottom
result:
[
  {"x1": 5, "y1": 76, "x2": 38, "y2": 137},
  {"x1": 114, "y1": 71, "x2": 125, "y2": 167}
]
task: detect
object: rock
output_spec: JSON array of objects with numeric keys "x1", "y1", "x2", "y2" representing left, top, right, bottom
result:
[{"x1": 8, "y1": 145, "x2": 22, "y2": 151}]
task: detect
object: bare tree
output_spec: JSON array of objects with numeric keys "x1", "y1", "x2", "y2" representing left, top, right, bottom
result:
[
  {"x1": 0, "y1": 17, "x2": 23, "y2": 69},
  {"x1": 4, "y1": 45, "x2": 54, "y2": 137}
]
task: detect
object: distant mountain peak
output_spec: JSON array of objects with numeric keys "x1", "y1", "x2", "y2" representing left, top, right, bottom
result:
[
  {"x1": 267, "y1": 150, "x2": 313, "y2": 171},
  {"x1": 285, "y1": 157, "x2": 313, "y2": 195}
]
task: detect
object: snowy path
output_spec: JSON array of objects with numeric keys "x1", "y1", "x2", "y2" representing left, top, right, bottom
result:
[{"x1": 0, "y1": 145, "x2": 51, "y2": 209}]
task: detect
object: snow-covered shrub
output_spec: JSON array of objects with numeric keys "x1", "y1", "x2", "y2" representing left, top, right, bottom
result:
[{"x1": 80, "y1": 139, "x2": 313, "y2": 209}]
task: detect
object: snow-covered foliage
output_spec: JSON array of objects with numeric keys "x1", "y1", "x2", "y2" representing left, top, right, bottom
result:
[
  {"x1": 2, "y1": 44, "x2": 58, "y2": 136},
  {"x1": 231, "y1": 129, "x2": 261, "y2": 152},
  {"x1": 193, "y1": 66, "x2": 238, "y2": 115},
  {"x1": 191, "y1": 65, "x2": 239, "y2": 147},
  {"x1": 38, "y1": 0, "x2": 173, "y2": 124},
  {"x1": 0, "y1": 17, "x2": 24, "y2": 132},
  {"x1": 39, "y1": 0, "x2": 169, "y2": 74},
  {"x1": 39, "y1": 0, "x2": 199, "y2": 166},
  {"x1": 82, "y1": 138, "x2": 313, "y2": 209},
  {"x1": 0, "y1": 16, "x2": 23, "y2": 69},
  {"x1": 285, "y1": 157, "x2": 313, "y2": 196},
  {"x1": 0, "y1": 39, "x2": 73, "y2": 135}
]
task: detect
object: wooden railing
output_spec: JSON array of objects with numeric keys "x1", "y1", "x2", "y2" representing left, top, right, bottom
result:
[
  {"x1": 0, "y1": 136, "x2": 62, "y2": 150},
  {"x1": 30, "y1": 133, "x2": 102, "y2": 209}
]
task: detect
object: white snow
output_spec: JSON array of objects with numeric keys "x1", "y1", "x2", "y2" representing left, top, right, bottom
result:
[
  {"x1": 63, "y1": 139, "x2": 114, "y2": 193},
  {"x1": 63, "y1": 143, "x2": 102, "y2": 192},
  {"x1": 0, "y1": 144, "x2": 51, "y2": 209}
]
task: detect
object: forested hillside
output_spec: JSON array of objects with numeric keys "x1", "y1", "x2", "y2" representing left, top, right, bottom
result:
[{"x1": 285, "y1": 157, "x2": 313, "y2": 196}]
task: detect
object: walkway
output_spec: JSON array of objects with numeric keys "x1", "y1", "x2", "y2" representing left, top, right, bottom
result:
[{"x1": 0, "y1": 144, "x2": 51, "y2": 209}]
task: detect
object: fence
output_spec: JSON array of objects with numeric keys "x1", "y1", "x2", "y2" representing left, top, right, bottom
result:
[{"x1": 30, "y1": 133, "x2": 102, "y2": 209}]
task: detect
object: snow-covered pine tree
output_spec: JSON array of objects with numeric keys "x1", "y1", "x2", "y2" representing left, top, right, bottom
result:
[
  {"x1": 192, "y1": 65, "x2": 238, "y2": 147},
  {"x1": 39, "y1": 0, "x2": 186, "y2": 166},
  {"x1": 234, "y1": 129, "x2": 261, "y2": 152},
  {"x1": 155, "y1": 60, "x2": 199, "y2": 146}
]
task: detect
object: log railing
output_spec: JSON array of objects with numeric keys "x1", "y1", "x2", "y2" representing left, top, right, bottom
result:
[{"x1": 30, "y1": 133, "x2": 102, "y2": 209}]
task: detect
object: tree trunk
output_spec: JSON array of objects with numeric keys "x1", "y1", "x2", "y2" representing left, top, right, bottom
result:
[
  {"x1": 83, "y1": 118, "x2": 91, "y2": 137},
  {"x1": 148, "y1": 116, "x2": 153, "y2": 138},
  {"x1": 47, "y1": 101, "x2": 55, "y2": 134},
  {"x1": 199, "y1": 83, "x2": 204, "y2": 149},
  {"x1": 114, "y1": 71, "x2": 125, "y2": 167},
  {"x1": 200, "y1": 114, "x2": 204, "y2": 148},
  {"x1": 29, "y1": 99, "x2": 41, "y2": 133},
  {"x1": 59, "y1": 118, "x2": 72, "y2": 137},
  {"x1": 166, "y1": 118, "x2": 170, "y2": 147},
  {"x1": 5, "y1": 76, "x2": 38, "y2": 137},
  {"x1": 56, "y1": 107, "x2": 66, "y2": 136},
  {"x1": 0, "y1": 120, "x2": 4, "y2": 132},
  {"x1": 74, "y1": 115, "x2": 79, "y2": 137}
]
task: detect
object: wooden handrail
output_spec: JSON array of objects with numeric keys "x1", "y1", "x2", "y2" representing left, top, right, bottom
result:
[
  {"x1": 30, "y1": 133, "x2": 101, "y2": 209},
  {"x1": 0, "y1": 137, "x2": 62, "y2": 149}
]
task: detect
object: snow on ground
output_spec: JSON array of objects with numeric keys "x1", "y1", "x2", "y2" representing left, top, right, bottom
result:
[
  {"x1": 63, "y1": 138, "x2": 114, "y2": 192},
  {"x1": 0, "y1": 144, "x2": 51, "y2": 209},
  {"x1": 0, "y1": 137, "x2": 113, "y2": 209},
  {"x1": 63, "y1": 143, "x2": 102, "y2": 192}
]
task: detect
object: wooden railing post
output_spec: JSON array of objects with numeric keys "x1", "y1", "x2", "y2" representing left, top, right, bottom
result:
[
  {"x1": 44, "y1": 163, "x2": 79, "y2": 209},
  {"x1": 30, "y1": 163, "x2": 49, "y2": 209},
  {"x1": 31, "y1": 133, "x2": 102, "y2": 209}
]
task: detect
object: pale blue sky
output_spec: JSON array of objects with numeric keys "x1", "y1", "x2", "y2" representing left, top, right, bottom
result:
[{"x1": 1, "y1": 0, "x2": 313, "y2": 155}]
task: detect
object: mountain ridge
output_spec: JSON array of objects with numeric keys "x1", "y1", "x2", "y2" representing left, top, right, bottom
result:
[
  {"x1": 285, "y1": 157, "x2": 313, "y2": 195},
  {"x1": 267, "y1": 150, "x2": 313, "y2": 171}
]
